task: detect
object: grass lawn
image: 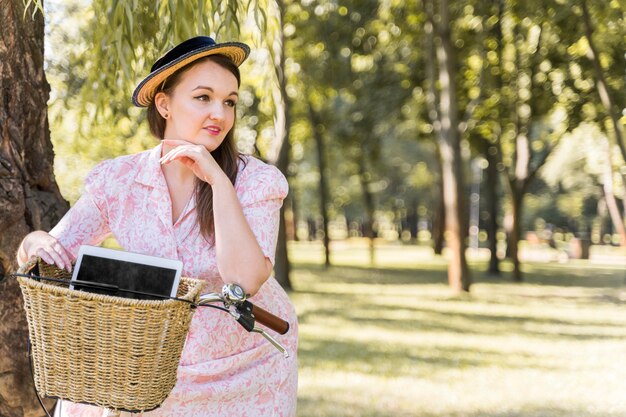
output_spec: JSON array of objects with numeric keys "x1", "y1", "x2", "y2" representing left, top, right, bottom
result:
[{"x1": 289, "y1": 241, "x2": 626, "y2": 417}]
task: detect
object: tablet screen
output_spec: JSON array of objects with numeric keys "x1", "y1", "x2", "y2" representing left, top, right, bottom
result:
[{"x1": 71, "y1": 246, "x2": 182, "y2": 300}]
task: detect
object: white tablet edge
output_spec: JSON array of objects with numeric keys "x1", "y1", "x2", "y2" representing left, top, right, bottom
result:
[{"x1": 70, "y1": 245, "x2": 183, "y2": 298}]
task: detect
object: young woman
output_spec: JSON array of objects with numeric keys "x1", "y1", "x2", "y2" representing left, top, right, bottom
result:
[{"x1": 17, "y1": 36, "x2": 298, "y2": 417}]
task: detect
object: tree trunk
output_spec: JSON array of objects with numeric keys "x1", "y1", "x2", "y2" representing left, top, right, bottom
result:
[
  {"x1": 509, "y1": 186, "x2": 523, "y2": 282},
  {"x1": 487, "y1": 0, "x2": 504, "y2": 275},
  {"x1": 307, "y1": 102, "x2": 331, "y2": 267},
  {"x1": 622, "y1": 176, "x2": 626, "y2": 223},
  {"x1": 269, "y1": 0, "x2": 293, "y2": 289},
  {"x1": 432, "y1": 153, "x2": 446, "y2": 255},
  {"x1": 407, "y1": 198, "x2": 418, "y2": 242},
  {"x1": 602, "y1": 152, "x2": 626, "y2": 246},
  {"x1": 288, "y1": 191, "x2": 299, "y2": 241},
  {"x1": 580, "y1": 0, "x2": 626, "y2": 247},
  {"x1": 0, "y1": 1, "x2": 69, "y2": 416},
  {"x1": 274, "y1": 205, "x2": 292, "y2": 290},
  {"x1": 358, "y1": 152, "x2": 376, "y2": 266},
  {"x1": 485, "y1": 150, "x2": 501, "y2": 275},
  {"x1": 433, "y1": 0, "x2": 471, "y2": 292},
  {"x1": 580, "y1": 0, "x2": 626, "y2": 164}
]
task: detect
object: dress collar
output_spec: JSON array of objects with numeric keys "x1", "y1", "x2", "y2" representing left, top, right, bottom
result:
[
  {"x1": 134, "y1": 143, "x2": 198, "y2": 230},
  {"x1": 134, "y1": 143, "x2": 165, "y2": 188}
]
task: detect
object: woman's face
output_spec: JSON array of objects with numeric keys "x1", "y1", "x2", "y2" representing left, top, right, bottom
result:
[{"x1": 158, "y1": 59, "x2": 239, "y2": 151}]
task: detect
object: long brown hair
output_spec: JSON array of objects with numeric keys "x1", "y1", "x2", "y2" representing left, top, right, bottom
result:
[{"x1": 147, "y1": 54, "x2": 244, "y2": 239}]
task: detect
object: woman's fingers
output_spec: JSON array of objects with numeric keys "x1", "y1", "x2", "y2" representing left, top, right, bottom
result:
[
  {"x1": 160, "y1": 147, "x2": 189, "y2": 164},
  {"x1": 36, "y1": 248, "x2": 56, "y2": 267},
  {"x1": 34, "y1": 240, "x2": 72, "y2": 272},
  {"x1": 159, "y1": 146, "x2": 188, "y2": 164},
  {"x1": 160, "y1": 146, "x2": 206, "y2": 166},
  {"x1": 36, "y1": 247, "x2": 65, "y2": 271},
  {"x1": 53, "y1": 242, "x2": 73, "y2": 272}
]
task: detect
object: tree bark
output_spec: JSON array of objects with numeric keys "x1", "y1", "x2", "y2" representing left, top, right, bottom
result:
[
  {"x1": 268, "y1": 0, "x2": 293, "y2": 289},
  {"x1": 0, "y1": 1, "x2": 69, "y2": 416}
]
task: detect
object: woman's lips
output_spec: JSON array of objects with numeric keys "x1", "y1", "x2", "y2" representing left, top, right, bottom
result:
[{"x1": 205, "y1": 126, "x2": 222, "y2": 136}]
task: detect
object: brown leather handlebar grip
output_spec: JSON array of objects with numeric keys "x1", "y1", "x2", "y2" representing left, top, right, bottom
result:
[{"x1": 251, "y1": 304, "x2": 290, "y2": 335}]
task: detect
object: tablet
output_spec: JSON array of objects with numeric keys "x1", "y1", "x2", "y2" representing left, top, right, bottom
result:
[{"x1": 70, "y1": 245, "x2": 183, "y2": 300}]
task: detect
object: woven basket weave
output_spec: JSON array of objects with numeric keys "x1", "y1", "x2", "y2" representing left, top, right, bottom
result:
[{"x1": 17, "y1": 258, "x2": 206, "y2": 412}]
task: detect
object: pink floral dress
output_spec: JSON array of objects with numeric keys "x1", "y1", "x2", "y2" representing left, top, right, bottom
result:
[{"x1": 50, "y1": 144, "x2": 298, "y2": 417}]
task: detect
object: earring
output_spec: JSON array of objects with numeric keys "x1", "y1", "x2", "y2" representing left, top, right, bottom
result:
[{"x1": 163, "y1": 113, "x2": 169, "y2": 119}]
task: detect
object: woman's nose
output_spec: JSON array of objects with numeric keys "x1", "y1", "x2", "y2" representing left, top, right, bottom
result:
[{"x1": 208, "y1": 103, "x2": 225, "y2": 121}]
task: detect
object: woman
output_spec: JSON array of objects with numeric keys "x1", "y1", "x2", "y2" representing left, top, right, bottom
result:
[{"x1": 17, "y1": 36, "x2": 298, "y2": 417}]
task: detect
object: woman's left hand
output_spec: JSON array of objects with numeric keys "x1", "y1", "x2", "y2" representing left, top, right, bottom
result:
[{"x1": 160, "y1": 139, "x2": 225, "y2": 184}]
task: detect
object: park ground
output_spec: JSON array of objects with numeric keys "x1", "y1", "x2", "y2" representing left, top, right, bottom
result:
[{"x1": 289, "y1": 240, "x2": 626, "y2": 417}]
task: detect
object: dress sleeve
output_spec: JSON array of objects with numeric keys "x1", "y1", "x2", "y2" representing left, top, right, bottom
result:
[
  {"x1": 238, "y1": 163, "x2": 288, "y2": 266},
  {"x1": 49, "y1": 161, "x2": 112, "y2": 259}
]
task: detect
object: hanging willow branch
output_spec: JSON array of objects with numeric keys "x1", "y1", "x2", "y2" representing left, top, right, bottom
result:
[{"x1": 22, "y1": 0, "x2": 43, "y2": 19}]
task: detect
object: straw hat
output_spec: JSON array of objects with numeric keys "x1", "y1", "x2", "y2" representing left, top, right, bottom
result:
[{"x1": 132, "y1": 36, "x2": 250, "y2": 107}]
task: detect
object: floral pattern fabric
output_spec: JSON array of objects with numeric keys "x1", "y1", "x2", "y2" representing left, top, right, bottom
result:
[{"x1": 50, "y1": 144, "x2": 298, "y2": 417}]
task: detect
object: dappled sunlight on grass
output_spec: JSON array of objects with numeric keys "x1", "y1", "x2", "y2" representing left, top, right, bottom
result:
[{"x1": 290, "y1": 241, "x2": 626, "y2": 417}]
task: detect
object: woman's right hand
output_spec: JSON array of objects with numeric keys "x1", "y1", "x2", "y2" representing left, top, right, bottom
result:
[{"x1": 18, "y1": 231, "x2": 73, "y2": 272}]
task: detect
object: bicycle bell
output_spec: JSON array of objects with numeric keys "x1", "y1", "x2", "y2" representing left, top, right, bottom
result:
[{"x1": 222, "y1": 283, "x2": 247, "y2": 304}]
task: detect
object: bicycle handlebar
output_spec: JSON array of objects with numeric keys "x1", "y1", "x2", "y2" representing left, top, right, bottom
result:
[
  {"x1": 249, "y1": 303, "x2": 290, "y2": 335},
  {"x1": 197, "y1": 294, "x2": 289, "y2": 334},
  {"x1": 197, "y1": 285, "x2": 290, "y2": 357}
]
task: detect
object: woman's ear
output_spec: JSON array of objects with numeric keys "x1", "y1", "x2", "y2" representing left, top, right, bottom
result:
[{"x1": 154, "y1": 92, "x2": 170, "y2": 119}]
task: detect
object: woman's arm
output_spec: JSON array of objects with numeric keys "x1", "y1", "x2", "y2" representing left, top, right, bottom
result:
[{"x1": 211, "y1": 174, "x2": 273, "y2": 295}]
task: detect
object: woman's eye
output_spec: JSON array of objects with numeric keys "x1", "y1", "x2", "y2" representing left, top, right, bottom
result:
[
  {"x1": 225, "y1": 99, "x2": 237, "y2": 107},
  {"x1": 195, "y1": 95, "x2": 209, "y2": 101}
]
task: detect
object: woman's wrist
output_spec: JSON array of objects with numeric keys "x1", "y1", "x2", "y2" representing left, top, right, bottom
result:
[{"x1": 208, "y1": 171, "x2": 232, "y2": 189}]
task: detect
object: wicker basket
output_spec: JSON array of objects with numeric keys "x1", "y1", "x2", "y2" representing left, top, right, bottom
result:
[{"x1": 16, "y1": 258, "x2": 206, "y2": 412}]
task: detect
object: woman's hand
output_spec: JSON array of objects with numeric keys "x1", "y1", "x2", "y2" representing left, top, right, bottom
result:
[
  {"x1": 18, "y1": 231, "x2": 73, "y2": 272},
  {"x1": 160, "y1": 139, "x2": 227, "y2": 185}
]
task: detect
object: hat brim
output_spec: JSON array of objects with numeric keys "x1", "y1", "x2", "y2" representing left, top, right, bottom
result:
[{"x1": 132, "y1": 42, "x2": 250, "y2": 107}]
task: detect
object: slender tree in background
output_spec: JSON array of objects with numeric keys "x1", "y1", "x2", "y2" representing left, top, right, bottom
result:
[
  {"x1": 266, "y1": 0, "x2": 294, "y2": 288},
  {"x1": 579, "y1": 0, "x2": 626, "y2": 246},
  {"x1": 0, "y1": 1, "x2": 68, "y2": 416},
  {"x1": 504, "y1": 19, "x2": 553, "y2": 282},
  {"x1": 424, "y1": 0, "x2": 471, "y2": 292},
  {"x1": 357, "y1": 150, "x2": 376, "y2": 265},
  {"x1": 307, "y1": 95, "x2": 332, "y2": 267},
  {"x1": 580, "y1": 0, "x2": 626, "y2": 164}
]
